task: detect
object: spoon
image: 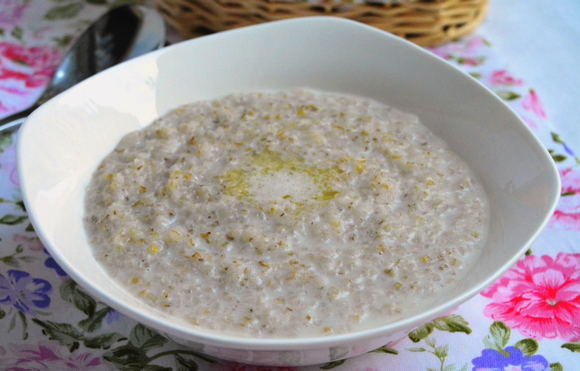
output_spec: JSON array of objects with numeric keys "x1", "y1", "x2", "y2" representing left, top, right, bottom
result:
[{"x1": 0, "y1": 5, "x2": 166, "y2": 133}]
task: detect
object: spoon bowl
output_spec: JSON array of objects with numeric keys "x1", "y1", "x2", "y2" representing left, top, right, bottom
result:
[{"x1": 0, "y1": 5, "x2": 165, "y2": 132}]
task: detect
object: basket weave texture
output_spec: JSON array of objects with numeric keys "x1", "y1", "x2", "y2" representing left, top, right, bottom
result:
[{"x1": 155, "y1": 0, "x2": 487, "y2": 46}]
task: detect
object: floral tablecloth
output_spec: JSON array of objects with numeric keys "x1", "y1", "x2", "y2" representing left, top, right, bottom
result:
[{"x1": 0, "y1": 1, "x2": 578, "y2": 370}]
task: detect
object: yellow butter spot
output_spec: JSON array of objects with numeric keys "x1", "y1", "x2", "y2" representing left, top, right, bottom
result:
[{"x1": 148, "y1": 245, "x2": 159, "y2": 255}]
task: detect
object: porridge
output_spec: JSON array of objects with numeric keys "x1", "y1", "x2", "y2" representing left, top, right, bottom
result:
[{"x1": 85, "y1": 89, "x2": 488, "y2": 338}]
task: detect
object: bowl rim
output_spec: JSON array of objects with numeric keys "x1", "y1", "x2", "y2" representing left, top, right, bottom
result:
[{"x1": 18, "y1": 16, "x2": 561, "y2": 350}]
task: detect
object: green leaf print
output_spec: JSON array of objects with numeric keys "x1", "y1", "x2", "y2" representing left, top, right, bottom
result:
[
  {"x1": 320, "y1": 360, "x2": 346, "y2": 369},
  {"x1": 514, "y1": 338, "x2": 538, "y2": 356},
  {"x1": 409, "y1": 315, "x2": 471, "y2": 342},
  {"x1": 496, "y1": 91, "x2": 521, "y2": 101},
  {"x1": 104, "y1": 323, "x2": 211, "y2": 370},
  {"x1": 84, "y1": 332, "x2": 127, "y2": 349},
  {"x1": 551, "y1": 132, "x2": 565, "y2": 144},
  {"x1": 32, "y1": 319, "x2": 84, "y2": 352},
  {"x1": 561, "y1": 342, "x2": 580, "y2": 352},
  {"x1": 370, "y1": 345, "x2": 398, "y2": 354},
  {"x1": 15, "y1": 200, "x2": 25, "y2": 211},
  {"x1": 175, "y1": 354, "x2": 199, "y2": 371},
  {"x1": 78, "y1": 306, "x2": 113, "y2": 332},
  {"x1": 410, "y1": 337, "x2": 462, "y2": 371},
  {"x1": 60, "y1": 279, "x2": 96, "y2": 317},
  {"x1": 432, "y1": 315, "x2": 472, "y2": 334},
  {"x1": 129, "y1": 323, "x2": 168, "y2": 351},
  {"x1": 0, "y1": 244, "x2": 36, "y2": 268},
  {"x1": 0, "y1": 255, "x2": 19, "y2": 267},
  {"x1": 0, "y1": 132, "x2": 13, "y2": 153},
  {"x1": 142, "y1": 366, "x2": 172, "y2": 371},
  {"x1": 549, "y1": 363, "x2": 563, "y2": 371},
  {"x1": 482, "y1": 321, "x2": 512, "y2": 356},
  {"x1": 10, "y1": 26, "x2": 23, "y2": 41},
  {"x1": 45, "y1": 3, "x2": 85, "y2": 20},
  {"x1": 0, "y1": 214, "x2": 27, "y2": 225},
  {"x1": 409, "y1": 322, "x2": 435, "y2": 342},
  {"x1": 53, "y1": 34, "x2": 74, "y2": 48},
  {"x1": 551, "y1": 154, "x2": 567, "y2": 162},
  {"x1": 103, "y1": 343, "x2": 149, "y2": 370},
  {"x1": 60, "y1": 279, "x2": 116, "y2": 333},
  {"x1": 489, "y1": 321, "x2": 510, "y2": 348},
  {"x1": 408, "y1": 347, "x2": 427, "y2": 352},
  {"x1": 433, "y1": 344, "x2": 449, "y2": 359}
]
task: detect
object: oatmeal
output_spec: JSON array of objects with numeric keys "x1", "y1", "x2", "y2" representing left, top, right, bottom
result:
[{"x1": 85, "y1": 89, "x2": 488, "y2": 337}]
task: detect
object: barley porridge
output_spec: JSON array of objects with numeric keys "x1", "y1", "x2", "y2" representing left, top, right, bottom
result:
[{"x1": 85, "y1": 89, "x2": 488, "y2": 338}]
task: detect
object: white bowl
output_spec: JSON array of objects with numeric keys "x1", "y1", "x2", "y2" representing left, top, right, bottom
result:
[{"x1": 18, "y1": 17, "x2": 560, "y2": 366}]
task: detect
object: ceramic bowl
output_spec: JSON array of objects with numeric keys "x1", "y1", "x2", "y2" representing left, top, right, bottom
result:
[{"x1": 18, "y1": 17, "x2": 560, "y2": 366}]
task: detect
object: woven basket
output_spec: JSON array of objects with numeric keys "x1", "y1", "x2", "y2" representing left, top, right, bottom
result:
[{"x1": 155, "y1": 0, "x2": 487, "y2": 46}]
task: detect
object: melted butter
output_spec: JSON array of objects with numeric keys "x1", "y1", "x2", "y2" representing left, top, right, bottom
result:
[{"x1": 221, "y1": 150, "x2": 343, "y2": 210}]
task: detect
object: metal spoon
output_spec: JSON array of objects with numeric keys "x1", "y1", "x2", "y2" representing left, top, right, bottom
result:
[{"x1": 0, "y1": 5, "x2": 166, "y2": 133}]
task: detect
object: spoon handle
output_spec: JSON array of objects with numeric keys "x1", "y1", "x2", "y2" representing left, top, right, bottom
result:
[{"x1": 0, "y1": 106, "x2": 37, "y2": 133}]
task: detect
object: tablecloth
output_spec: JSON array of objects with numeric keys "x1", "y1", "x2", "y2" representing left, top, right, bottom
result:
[{"x1": 0, "y1": 1, "x2": 578, "y2": 370}]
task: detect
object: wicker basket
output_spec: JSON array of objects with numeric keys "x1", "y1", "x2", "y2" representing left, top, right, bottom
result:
[{"x1": 155, "y1": 0, "x2": 487, "y2": 46}]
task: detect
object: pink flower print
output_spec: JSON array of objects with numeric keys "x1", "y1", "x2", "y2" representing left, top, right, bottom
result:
[
  {"x1": 0, "y1": 42, "x2": 60, "y2": 115},
  {"x1": 2, "y1": 342, "x2": 60, "y2": 370},
  {"x1": 481, "y1": 253, "x2": 580, "y2": 341},
  {"x1": 465, "y1": 36, "x2": 488, "y2": 51},
  {"x1": 0, "y1": 42, "x2": 60, "y2": 89},
  {"x1": 0, "y1": 0, "x2": 28, "y2": 28},
  {"x1": 457, "y1": 57, "x2": 481, "y2": 66},
  {"x1": 489, "y1": 70, "x2": 523, "y2": 86},
  {"x1": 59, "y1": 351, "x2": 103, "y2": 369},
  {"x1": 521, "y1": 89, "x2": 547, "y2": 120},
  {"x1": 429, "y1": 36, "x2": 488, "y2": 60},
  {"x1": 552, "y1": 168, "x2": 580, "y2": 229},
  {"x1": 0, "y1": 342, "x2": 105, "y2": 370},
  {"x1": 13, "y1": 234, "x2": 44, "y2": 251},
  {"x1": 521, "y1": 116, "x2": 537, "y2": 130}
]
